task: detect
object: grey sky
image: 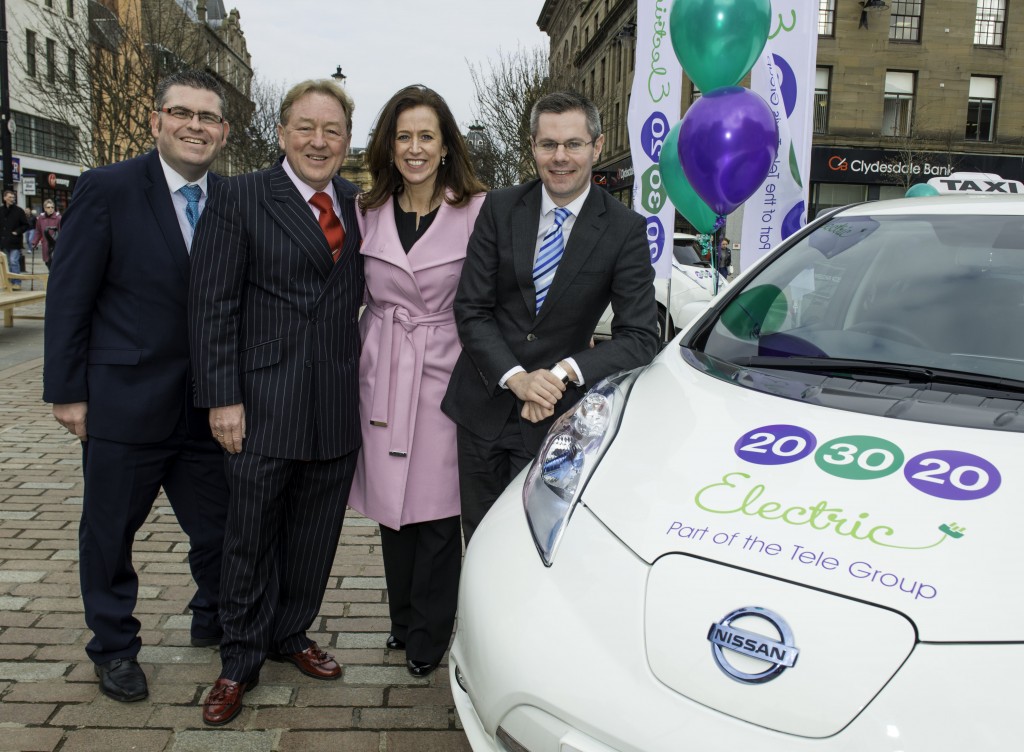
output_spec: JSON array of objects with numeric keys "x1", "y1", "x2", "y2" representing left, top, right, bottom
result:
[{"x1": 236, "y1": 1, "x2": 549, "y2": 148}]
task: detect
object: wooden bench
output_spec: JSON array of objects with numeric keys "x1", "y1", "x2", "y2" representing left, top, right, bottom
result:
[{"x1": 0, "y1": 251, "x2": 48, "y2": 327}]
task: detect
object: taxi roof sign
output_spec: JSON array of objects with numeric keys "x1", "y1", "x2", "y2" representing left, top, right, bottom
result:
[{"x1": 927, "y1": 172, "x2": 1024, "y2": 194}]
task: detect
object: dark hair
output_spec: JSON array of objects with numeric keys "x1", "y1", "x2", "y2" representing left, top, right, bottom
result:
[
  {"x1": 154, "y1": 70, "x2": 228, "y2": 118},
  {"x1": 530, "y1": 91, "x2": 602, "y2": 140},
  {"x1": 360, "y1": 84, "x2": 486, "y2": 212},
  {"x1": 280, "y1": 79, "x2": 354, "y2": 135}
]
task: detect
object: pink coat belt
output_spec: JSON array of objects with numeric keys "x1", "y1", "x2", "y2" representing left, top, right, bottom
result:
[{"x1": 366, "y1": 302, "x2": 456, "y2": 457}]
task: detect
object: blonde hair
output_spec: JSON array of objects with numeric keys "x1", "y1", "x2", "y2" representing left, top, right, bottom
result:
[{"x1": 280, "y1": 79, "x2": 354, "y2": 134}]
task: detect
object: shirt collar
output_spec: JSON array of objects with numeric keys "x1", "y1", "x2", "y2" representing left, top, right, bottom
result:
[
  {"x1": 157, "y1": 154, "x2": 209, "y2": 195},
  {"x1": 540, "y1": 183, "x2": 590, "y2": 220},
  {"x1": 282, "y1": 156, "x2": 339, "y2": 208}
]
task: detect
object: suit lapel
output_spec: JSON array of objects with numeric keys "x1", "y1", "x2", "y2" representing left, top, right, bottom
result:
[
  {"x1": 512, "y1": 181, "x2": 543, "y2": 316},
  {"x1": 534, "y1": 187, "x2": 606, "y2": 326},
  {"x1": 143, "y1": 150, "x2": 190, "y2": 283},
  {"x1": 262, "y1": 164, "x2": 334, "y2": 280}
]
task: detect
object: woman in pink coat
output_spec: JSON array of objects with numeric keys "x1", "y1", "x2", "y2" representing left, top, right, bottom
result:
[{"x1": 349, "y1": 85, "x2": 486, "y2": 677}]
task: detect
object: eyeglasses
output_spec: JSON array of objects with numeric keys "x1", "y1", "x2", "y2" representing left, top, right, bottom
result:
[
  {"x1": 533, "y1": 139, "x2": 594, "y2": 154},
  {"x1": 159, "y1": 106, "x2": 225, "y2": 125}
]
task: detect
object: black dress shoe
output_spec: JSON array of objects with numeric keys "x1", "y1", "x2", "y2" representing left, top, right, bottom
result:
[
  {"x1": 406, "y1": 658, "x2": 437, "y2": 677},
  {"x1": 386, "y1": 634, "x2": 406, "y2": 650},
  {"x1": 95, "y1": 657, "x2": 148, "y2": 702}
]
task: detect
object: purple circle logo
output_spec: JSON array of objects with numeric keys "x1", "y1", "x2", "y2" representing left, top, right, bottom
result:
[
  {"x1": 640, "y1": 111, "x2": 671, "y2": 162},
  {"x1": 735, "y1": 425, "x2": 817, "y2": 466},
  {"x1": 904, "y1": 450, "x2": 1001, "y2": 501},
  {"x1": 646, "y1": 216, "x2": 666, "y2": 263}
]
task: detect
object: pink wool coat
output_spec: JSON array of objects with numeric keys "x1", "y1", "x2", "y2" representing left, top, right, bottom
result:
[{"x1": 348, "y1": 193, "x2": 485, "y2": 530}]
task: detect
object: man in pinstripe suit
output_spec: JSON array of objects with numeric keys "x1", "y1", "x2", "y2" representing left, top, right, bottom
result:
[{"x1": 189, "y1": 80, "x2": 363, "y2": 726}]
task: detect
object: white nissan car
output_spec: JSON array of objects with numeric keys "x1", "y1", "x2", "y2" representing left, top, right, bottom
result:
[{"x1": 452, "y1": 188, "x2": 1024, "y2": 751}]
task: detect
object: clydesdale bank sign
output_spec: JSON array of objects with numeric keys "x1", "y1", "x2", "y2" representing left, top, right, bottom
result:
[{"x1": 811, "y1": 146, "x2": 1024, "y2": 185}]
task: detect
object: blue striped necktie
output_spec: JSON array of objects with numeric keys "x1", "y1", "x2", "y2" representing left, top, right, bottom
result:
[{"x1": 533, "y1": 206, "x2": 571, "y2": 312}]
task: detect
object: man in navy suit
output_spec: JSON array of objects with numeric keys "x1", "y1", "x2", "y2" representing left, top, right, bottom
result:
[
  {"x1": 189, "y1": 80, "x2": 364, "y2": 726},
  {"x1": 43, "y1": 70, "x2": 231, "y2": 702},
  {"x1": 442, "y1": 91, "x2": 659, "y2": 543}
]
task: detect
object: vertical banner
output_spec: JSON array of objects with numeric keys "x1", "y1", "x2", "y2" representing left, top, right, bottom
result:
[
  {"x1": 628, "y1": 0, "x2": 682, "y2": 278},
  {"x1": 739, "y1": 0, "x2": 818, "y2": 271}
]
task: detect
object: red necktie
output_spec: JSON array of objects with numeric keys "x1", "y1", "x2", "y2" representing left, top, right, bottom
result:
[{"x1": 309, "y1": 192, "x2": 345, "y2": 262}]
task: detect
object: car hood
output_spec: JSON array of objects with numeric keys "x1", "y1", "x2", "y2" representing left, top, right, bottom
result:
[{"x1": 582, "y1": 350, "x2": 1024, "y2": 643}]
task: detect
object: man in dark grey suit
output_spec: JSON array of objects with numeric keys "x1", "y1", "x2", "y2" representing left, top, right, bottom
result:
[
  {"x1": 189, "y1": 79, "x2": 363, "y2": 726},
  {"x1": 442, "y1": 91, "x2": 659, "y2": 544},
  {"x1": 44, "y1": 70, "x2": 231, "y2": 702}
]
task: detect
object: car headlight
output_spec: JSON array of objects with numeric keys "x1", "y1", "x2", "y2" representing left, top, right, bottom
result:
[{"x1": 523, "y1": 368, "x2": 642, "y2": 566}]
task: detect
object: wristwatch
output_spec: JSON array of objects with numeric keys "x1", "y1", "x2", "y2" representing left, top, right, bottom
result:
[{"x1": 550, "y1": 363, "x2": 571, "y2": 386}]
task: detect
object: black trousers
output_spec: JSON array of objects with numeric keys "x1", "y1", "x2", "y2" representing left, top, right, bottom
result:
[
  {"x1": 79, "y1": 417, "x2": 228, "y2": 664},
  {"x1": 218, "y1": 450, "x2": 355, "y2": 683},
  {"x1": 457, "y1": 416, "x2": 535, "y2": 546},
  {"x1": 379, "y1": 516, "x2": 461, "y2": 665}
]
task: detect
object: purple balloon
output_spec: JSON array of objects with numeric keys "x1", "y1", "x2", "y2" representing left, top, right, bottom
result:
[{"x1": 678, "y1": 87, "x2": 780, "y2": 216}]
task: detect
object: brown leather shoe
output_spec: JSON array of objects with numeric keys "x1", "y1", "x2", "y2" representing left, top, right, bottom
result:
[
  {"x1": 202, "y1": 677, "x2": 258, "y2": 726},
  {"x1": 275, "y1": 641, "x2": 342, "y2": 680}
]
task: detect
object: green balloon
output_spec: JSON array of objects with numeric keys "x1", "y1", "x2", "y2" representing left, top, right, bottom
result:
[
  {"x1": 659, "y1": 120, "x2": 718, "y2": 234},
  {"x1": 905, "y1": 183, "x2": 940, "y2": 197},
  {"x1": 670, "y1": 0, "x2": 773, "y2": 93}
]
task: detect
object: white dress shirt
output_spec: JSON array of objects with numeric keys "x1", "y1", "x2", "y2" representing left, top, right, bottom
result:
[
  {"x1": 158, "y1": 155, "x2": 209, "y2": 251},
  {"x1": 282, "y1": 157, "x2": 345, "y2": 230}
]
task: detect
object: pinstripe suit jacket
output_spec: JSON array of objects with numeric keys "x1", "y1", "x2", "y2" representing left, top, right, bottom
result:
[{"x1": 188, "y1": 164, "x2": 364, "y2": 461}]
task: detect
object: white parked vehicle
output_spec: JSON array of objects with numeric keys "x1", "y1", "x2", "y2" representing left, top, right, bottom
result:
[
  {"x1": 452, "y1": 190, "x2": 1024, "y2": 751},
  {"x1": 594, "y1": 233, "x2": 728, "y2": 339}
]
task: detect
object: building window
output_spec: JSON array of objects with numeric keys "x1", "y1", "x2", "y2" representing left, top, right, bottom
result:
[
  {"x1": 46, "y1": 38, "x2": 56, "y2": 84},
  {"x1": 11, "y1": 110, "x2": 79, "y2": 162},
  {"x1": 44, "y1": 0, "x2": 53, "y2": 7},
  {"x1": 68, "y1": 48, "x2": 77, "y2": 87},
  {"x1": 965, "y1": 76, "x2": 997, "y2": 141},
  {"x1": 889, "y1": 0, "x2": 922, "y2": 42},
  {"x1": 67, "y1": 0, "x2": 75, "y2": 17},
  {"x1": 690, "y1": 82, "x2": 701, "y2": 104},
  {"x1": 814, "y1": 68, "x2": 830, "y2": 134},
  {"x1": 819, "y1": 0, "x2": 835, "y2": 37},
  {"x1": 882, "y1": 71, "x2": 915, "y2": 137},
  {"x1": 974, "y1": 0, "x2": 1005, "y2": 46},
  {"x1": 26, "y1": 30, "x2": 36, "y2": 78}
]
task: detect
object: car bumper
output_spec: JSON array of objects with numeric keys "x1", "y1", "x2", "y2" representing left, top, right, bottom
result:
[{"x1": 451, "y1": 473, "x2": 1021, "y2": 751}]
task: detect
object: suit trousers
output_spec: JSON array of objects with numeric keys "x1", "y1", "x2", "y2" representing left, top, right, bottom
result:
[
  {"x1": 457, "y1": 413, "x2": 535, "y2": 546},
  {"x1": 379, "y1": 516, "x2": 461, "y2": 665},
  {"x1": 79, "y1": 415, "x2": 228, "y2": 664},
  {"x1": 219, "y1": 450, "x2": 355, "y2": 683}
]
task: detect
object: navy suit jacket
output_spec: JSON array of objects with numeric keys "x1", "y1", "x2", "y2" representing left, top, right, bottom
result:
[
  {"x1": 188, "y1": 164, "x2": 364, "y2": 461},
  {"x1": 442, "y1": 180, "x2": 659, "y2": 452},
  {"x1": 43, "y1": 149, "x2": 218, "y2": 443}
]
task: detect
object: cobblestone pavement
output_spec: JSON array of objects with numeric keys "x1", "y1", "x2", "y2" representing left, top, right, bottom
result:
[{"x1": 0, "y1": 304, "x2": 472, "y2": 752}]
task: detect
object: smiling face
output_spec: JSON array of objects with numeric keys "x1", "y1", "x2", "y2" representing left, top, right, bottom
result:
[
  {"x1": 150, "y1": 85, "x2": 229, "y2": 181},
  {"x1": 533, "y1": 110, "x2": 603, "y2": 206},
  {"x1": 277, "y1": 92, "x2": 351, "y2": 192},
  {"x1": 393, "y1": 105, "x2": 447, "y2": 194}
]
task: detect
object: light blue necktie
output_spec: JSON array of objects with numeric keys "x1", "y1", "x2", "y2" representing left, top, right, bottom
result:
[
  {"x1": 180, "y1": 183, "x2": 202, "y2": 230},
  {"x1": 533, "y1": 207, "x2": 571, "y2": 312}
]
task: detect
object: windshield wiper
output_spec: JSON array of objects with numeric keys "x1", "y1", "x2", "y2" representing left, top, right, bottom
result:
[{"x1": 733, "y1": 356, "x2": 1024, "y2": 395}]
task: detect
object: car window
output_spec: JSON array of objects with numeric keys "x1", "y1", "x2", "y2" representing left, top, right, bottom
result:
[
  {"x1": 700, "y1": 214, "x2": 1024, "y2": 381},
  {"x1": 673, "y1": 243, "x2": 704, "y2": 266}
]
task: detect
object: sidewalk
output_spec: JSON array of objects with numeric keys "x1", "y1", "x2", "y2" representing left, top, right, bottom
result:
[{"x1": 0, "y1": 303, "x2": 471, "y2": 752}]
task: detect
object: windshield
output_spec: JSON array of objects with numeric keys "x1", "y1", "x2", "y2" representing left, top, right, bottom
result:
[
  {"x1": 699, "y1": 213, "x2": 1024, "y2": 382},
  {"x1": 673, "y1": 242, "x2": 705, "y2": 266}
]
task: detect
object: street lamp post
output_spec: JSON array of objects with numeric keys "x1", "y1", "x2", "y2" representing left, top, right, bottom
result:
[
  {"x1": 1, "y1": 0, "x2": 15, "y2": 191},
  {"x1": 330, "y1": 66, "x2": 347, "y2": 86}
]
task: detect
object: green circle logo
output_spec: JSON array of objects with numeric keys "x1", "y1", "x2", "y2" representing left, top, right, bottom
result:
[
  {"x1": 640, "y1": 164, "x2": 667, "y2": 214},
  {"x1": 814, "y1": 435, "x2": 905, "y2": 480}
]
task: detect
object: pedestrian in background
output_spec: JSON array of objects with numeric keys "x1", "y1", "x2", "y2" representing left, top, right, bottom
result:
[
  {"x1": 43, "y1": 69, "x2": 232, "y2": 704},
  {"x1": 718, "y1": 237, "x2": 732, "y2": 278},
  {"x1": 348, "y1": 85, "x2": 486, "y2": 678},
  {"x1": 33, "y1": 199, "x2": 61, "y2": 269},
  {"x1": 1, "y1": 189, "x2": 32, "y2": 288}
]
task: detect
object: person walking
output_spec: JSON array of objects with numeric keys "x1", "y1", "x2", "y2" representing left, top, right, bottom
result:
[
  {"x1": 1, "y1": 190, "x2": 32, "y2": 288},
  {"x1": 442, "y1": 91, "x2": 660, "y2": 544},
  {"x1": 348, "y1": 85, "x2": 486, "y2": 678},
  {"x1": 33, "y1": 199, "x2": 61, "y2": 268},
  {"x1": 190, "y1": 79, "x2": 364, "y2": 726},
  {"x1": 42, "y1": 70, "x2": 232, "y2": 703}
]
